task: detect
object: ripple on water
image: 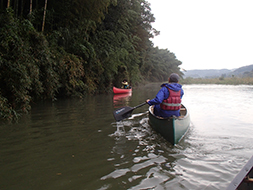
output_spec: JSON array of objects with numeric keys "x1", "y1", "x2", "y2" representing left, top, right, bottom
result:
[
  {"x1": 104, "y1": 95, "x2": 253, "y2": 190},
  {"x1": 102, "y1": 113, "x2": 178, "y2": 189}
]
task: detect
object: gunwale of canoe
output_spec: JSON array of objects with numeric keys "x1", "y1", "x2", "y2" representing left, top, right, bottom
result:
[
  {"x1": 226, "y1": 155, "x2": 253, "y2": 190},
  {"x1": 113, "y1": 86, "x2": 132, "y2": 94}
]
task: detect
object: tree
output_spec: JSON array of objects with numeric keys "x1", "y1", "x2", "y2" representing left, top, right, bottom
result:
[
  {"x1": 7, "y1": 0, "x2": 10, "y2": 8},
  {"x1": 0, "y1": 0, "x2": 183, "y2": 122},
  {"x1": 42, "y1": 0, "x2": 47, "y2": 32},
  {"x1": 29, "y1": 0, "x2": 32, "y2": 14}
]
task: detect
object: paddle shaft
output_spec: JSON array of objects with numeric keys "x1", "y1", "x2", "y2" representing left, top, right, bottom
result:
[
  {"x1": 133, "y1": 102, "x2": 147, "y2": 109},
  {"x1": 113, "y1": 102, "x2": 147, "y2": 121}
]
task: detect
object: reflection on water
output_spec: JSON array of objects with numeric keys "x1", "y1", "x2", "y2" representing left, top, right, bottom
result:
[
  {"x1": 0, "y1": 85, "x2": 253, "y2": 190},
  {"x1": 113, "y1": 93, "x2": 132, "y2": 108}
]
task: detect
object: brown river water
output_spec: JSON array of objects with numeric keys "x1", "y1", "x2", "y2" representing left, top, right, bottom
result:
[{"x1": 0, "y1": 84, "x2": 253, "y2": 190}]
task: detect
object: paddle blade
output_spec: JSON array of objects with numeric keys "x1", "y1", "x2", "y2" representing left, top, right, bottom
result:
[{"x1": 113, "y1": 106, "x2": 134, "y2": 121}]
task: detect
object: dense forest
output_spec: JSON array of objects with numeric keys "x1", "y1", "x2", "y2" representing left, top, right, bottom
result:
[{"x1": 0, "y1": 0, "x2": 183, "y2": 122}]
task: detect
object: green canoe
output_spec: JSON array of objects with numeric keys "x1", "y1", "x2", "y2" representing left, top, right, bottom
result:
[{"x1": 148, "y1": 104, "x2": 190, "y2": 145}]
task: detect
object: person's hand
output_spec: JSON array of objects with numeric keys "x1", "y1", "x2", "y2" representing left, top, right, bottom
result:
[{"x1": 146, "y1": 99, "x2": 150, "y2": 103}]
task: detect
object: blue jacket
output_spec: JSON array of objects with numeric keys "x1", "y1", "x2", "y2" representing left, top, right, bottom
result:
[{"x1": 147, "y1": 83, "x2": 184, "y2": 117}]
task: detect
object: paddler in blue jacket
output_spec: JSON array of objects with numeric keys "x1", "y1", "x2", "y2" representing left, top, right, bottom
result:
[{"x1": 146, "y1": 73, "x2": 184, "y2": 118}]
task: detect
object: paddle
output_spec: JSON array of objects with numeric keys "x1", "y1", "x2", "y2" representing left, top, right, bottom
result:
[{"x1": 113, "y1": 102, "x2": 147, "y2": 121}]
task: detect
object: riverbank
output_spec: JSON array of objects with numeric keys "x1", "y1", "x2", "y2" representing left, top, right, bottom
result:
[{"x1": 182, "y1": 77, "x2": 253, "y2": 85}]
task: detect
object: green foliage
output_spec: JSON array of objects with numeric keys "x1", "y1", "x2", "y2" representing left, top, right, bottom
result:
[
  {"x1": 0, "y1": 91, "x2": 19, "y2": 122},
  {"x1": 0, "y1": 1, "x2": 184, "y2": 122},
  {"x1": 55, "y1": 51, "x2": 85, "y2": 96},
  {"x1": 141, "y1": 47, "x2": 183, "y2": 82},
  {"x1": 0, "y1": 9, "x2": 33, "y2": 117}
]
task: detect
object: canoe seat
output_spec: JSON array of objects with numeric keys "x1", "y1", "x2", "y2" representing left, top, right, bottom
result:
[
  {"x1": 150, "y1": 105, "x2": 185, "y2": 119},
  {"x1": 244, "y1": 176, "x2": 253, "y2": 183},
  {"x1": 150, "y1": 105, "x2": 187, "y2": 119}
]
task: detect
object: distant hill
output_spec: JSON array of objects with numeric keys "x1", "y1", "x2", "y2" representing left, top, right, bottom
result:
[
  {"x1": 229, "y1": 65, "x2": 253, "y2": 77},
  {"x1": 183, "y1": 64, "x2": 253, "y2": 78}
]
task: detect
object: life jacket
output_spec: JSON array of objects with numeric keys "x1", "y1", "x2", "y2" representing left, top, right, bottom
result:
[
  {"x1": 122, "y1": 84, "x2": 129, "y2": 89},
  {"x1": 160, "y1": 88, "x2": 181, "y2": 110}
]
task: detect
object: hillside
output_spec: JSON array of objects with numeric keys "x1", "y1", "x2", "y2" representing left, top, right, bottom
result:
[
  {"x1": 183, "y1": 64, "x2": 253, "y2": 78},
  {"x1": 229, "y1": 65, "x2": 253, "y2": 77}
]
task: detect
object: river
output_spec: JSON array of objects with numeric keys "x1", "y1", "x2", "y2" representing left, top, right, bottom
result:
[{"x1": 0, "y1": 84, "x2": 253, "y2": 190}]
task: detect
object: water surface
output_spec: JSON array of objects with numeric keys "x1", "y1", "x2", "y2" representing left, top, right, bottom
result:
[{"x1": 0, "y1": 84, "x2": 253, "y2": 190}]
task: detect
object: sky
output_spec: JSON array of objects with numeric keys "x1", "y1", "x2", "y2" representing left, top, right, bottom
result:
[{"x1": 147, "y1": 0, "x2": 253, "y2": 70}]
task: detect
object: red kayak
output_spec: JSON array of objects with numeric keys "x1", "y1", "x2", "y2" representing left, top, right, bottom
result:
[{"x1": 113, "y1": 87, "x2": 132, "y2": 94}]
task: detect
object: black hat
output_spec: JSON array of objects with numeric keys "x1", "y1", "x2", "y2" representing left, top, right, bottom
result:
[{"x1": 169, "y1": 73, "x2": 180, "y2": 83}]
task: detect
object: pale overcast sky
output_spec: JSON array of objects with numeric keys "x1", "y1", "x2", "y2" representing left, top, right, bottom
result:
[{"x1": 147, "y1": 0, "x2": 253, "y2": 70}]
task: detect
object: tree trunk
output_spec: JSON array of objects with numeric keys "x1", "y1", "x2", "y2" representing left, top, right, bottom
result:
[
  {"x1": 42, "y1": 0, "x2": 47, "y2": 32},
  {"x1": 20, "y1": 0, "x2": 24, "y2": 17},
  {"x1": 14, "y1": 0, "x2": 18, "y2": 16},
  {"x1": 29, "y1": 0, "x2": 32, "y2": 14},
  {"x1": 7, "y1": 0, "x2": 10, "y2": 8},
  {"x1": 16, "y1": 1, "x2": 18, "y2": 17}
]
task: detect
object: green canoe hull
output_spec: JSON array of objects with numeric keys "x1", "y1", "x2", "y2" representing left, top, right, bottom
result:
[{"x1": 148, "y1": 104, "x2": 190, "y2": 145}]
